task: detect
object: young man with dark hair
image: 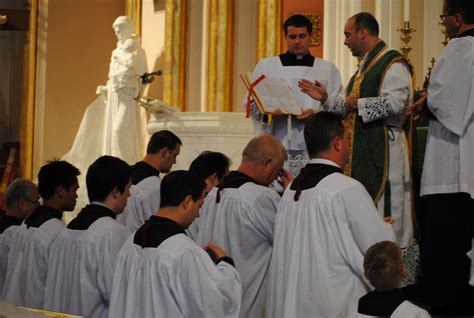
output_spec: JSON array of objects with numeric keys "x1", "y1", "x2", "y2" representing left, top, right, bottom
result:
[
  {"x1": 0, "y1": 179, "x2": 39, "y2": 293},
  {"x1": 247, "y1": 14, "x2": 341, "y2": 177},
  {"x1": 44, "y1": 156, "x2": 131, "y2": 318},
  {"x1": 356, "y1": 241, "x2": 429, "y2": 317},
  {"x1": 187, "y1": 135, "x2": 291, "y2": 317},
  {"x1": 189, "y1": 151, "x2": 231, "y2": 193},
  {"x1": 266, "y1": 112, "x2": 394, "y2": 318},
  {"x1": 408, "y1": 0, "x2": 474, "y2": 313},
  {"x1": 119, "y1": 129, "x2": 182, "y2": 232},
  {"x1": 109, "y1": 171, "x2": 242, "y2": 317},
  {"x1": 300, "y1": 11, "x2": 417, "y2": 283},
  {"x1": 2, "y1": 160, "x2": 80, "y2": 309}
]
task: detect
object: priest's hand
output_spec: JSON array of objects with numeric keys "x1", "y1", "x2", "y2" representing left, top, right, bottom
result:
[
  {"x1": 296, "y1": 109, "x2": 315, "y2": 120},
  {"x1": 298, "y1": 79, "x2": 328, "y2": 103},
  {"x1": 406, "y1": 92, "x2": 427, "y2": 121},
  {"x1": 278, "y1": 168, "x2": 293, "y2": 189},
  {"x1": 204, "y1": 243, "x2": 227, "y2": 260},
  {"x1": 345, "y1": 93, "x2": 358, "y2": 113}
]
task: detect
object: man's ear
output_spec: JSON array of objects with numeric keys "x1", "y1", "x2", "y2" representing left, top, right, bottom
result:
[
  {"x1": 333, "y1": 136, "x2": 342, "y2": 152},
  {"x1": 111, "y1": 186, "x2": 121, "y2": 199},
  {"x1": 206, "y1": 172, "x2": 219, "y2": 187},
  {"x1": 56, "y1": 185, "x2": 67, "y2": 198},
  {"x1": 182, "y1": 194, "x2": 193, "y2": 210},
  {"x1": 159, "y1": 147, "x2": 170, "y2": 159},
  {"x1": 262, "y1": 158, "x2": 272, "y2": 170}
]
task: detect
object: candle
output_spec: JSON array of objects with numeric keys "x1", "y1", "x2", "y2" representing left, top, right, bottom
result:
[{"x1": 404, "y1": 0, "x2": 410, "y2": 21}]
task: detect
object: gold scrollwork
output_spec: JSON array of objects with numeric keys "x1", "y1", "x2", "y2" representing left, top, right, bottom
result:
[
  {"x1": 0, "y1": 15, "x2": 7, "y2": 25},
  {"x1": 290, "y1": 12, "x2": 321, "y2": 47}
]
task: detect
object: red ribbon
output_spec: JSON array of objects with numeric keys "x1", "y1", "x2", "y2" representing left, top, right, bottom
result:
[{"x1": 246, "y1": 74, "x2": 266, "y2": 118}]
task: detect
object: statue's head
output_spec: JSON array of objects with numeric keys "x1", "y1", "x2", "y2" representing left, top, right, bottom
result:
[{"x1": 112, "y1": 16, "x2": 134, "y2": 42}]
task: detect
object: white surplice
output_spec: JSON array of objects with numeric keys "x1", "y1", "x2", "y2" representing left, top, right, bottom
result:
[
  {"x1": 117, "y1": 176, "x2": 161, "y2": 233},
  {"x1": 266, "y1": 159, "x2": 395, "y2": 318},
  {"x1": 0, "y1": 225, "x2": 19, "y2": 296},
  {"x1": 324, "y1": 54, "x2": 415, "y2": 264},
  {"x1": 43, "y1": 217, "x2": 130, "y2": 318},
  {"x1": 352, "y1": 300, "x2": 430, "y2": 318},
  {"x1": 2, "y1": 219, "x2": 64, "y2": 309},
  {"x1": 422, "y1": 36, "x2": 474, "y2": 197},
  {"x1": 108, "y1": 233, "x2": 242, "y2": 318},
  {"x1": 187, "y1": 181, "x2": 280, "y2": 318}
]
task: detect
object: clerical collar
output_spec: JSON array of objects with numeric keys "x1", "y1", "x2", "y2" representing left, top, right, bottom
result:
[
  {"x1": 458, "y1": 26, "x2": 474, "y2": 38},
  {"x1": 290, "y1": 162, "x2": 343, "y2": 200},
  {"x1": 25, "y1": 205, "x2": 62, "y2": 228},
  {"x1": 279, "y1": 51, "x2": 315, "y2": 67},
  {"x1": 308, "y1": 158, "x2": 343, "y2": 169},
  {"x1": 215, "y1": 171, "x2": 259, "y2": 203},
  {"x1": 67, "y1": 204, "x2": 116, "y2": 230},
  {"x1": 133, "y1": 215, "x2": 185, "y2": 248},
  {"x1": 131, "y1": 161, "x2": 160, "y2": 185},
  {"x1": 358, "y1": 288, "x2": 407, "y2": 316},
  {"x1": 0, "y1": 213, "x2": 23, "y2": 234}
]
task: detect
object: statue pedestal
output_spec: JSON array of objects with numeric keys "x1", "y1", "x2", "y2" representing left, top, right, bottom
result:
[{"x1": 147, "y1": 112, "x2": 255, "y2": 170}]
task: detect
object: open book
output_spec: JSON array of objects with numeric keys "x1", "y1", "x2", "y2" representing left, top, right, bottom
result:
[{"x1": 241, "y1": 72, "x2": 302, "y2": 116}]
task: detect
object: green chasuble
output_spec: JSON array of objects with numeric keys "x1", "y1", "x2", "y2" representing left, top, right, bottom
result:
[{"x1": 345, "y1": 41, "x2": 408, "y2": 203}]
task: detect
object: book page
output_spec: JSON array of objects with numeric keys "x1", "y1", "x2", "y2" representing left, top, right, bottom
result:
[{"x1": 248, "y1": 73, "x2": 302, "y2": 115}]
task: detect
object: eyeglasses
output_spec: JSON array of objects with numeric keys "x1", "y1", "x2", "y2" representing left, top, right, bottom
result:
[
  {"x1": 25, "y1": 197, "x2": 40, "y2": 205},
  {"x1": 440, "y1": 14, "x2": 454, "y2": 21}
]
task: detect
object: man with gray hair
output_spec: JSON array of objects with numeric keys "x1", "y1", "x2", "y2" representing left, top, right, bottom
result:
[
  {"x1": 0, "y1": 179, "x2": 39, "y2": 294},
  {"x1": 187, "y1": 135, "x2": 292, "y2": 317}
]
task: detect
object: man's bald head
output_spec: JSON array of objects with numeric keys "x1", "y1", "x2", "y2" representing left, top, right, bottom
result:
[
  {"x1": 242, "y1": 135, "x2": 287, "y2": 164},
  {"x1": 239, "y1": 135, "x2": 287, "y2": 186}
]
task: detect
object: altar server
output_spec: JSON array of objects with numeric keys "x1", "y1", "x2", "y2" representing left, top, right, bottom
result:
[
  {"x1": 109, "y1": 170, "x2": 241, "y2": 318},
  {"x1": 118, "y1": 130, "x2": 181, "y2": 232},
  {"x1": 188, "y1": 135, "x2": 290, "y2": 317},
  {"x1": 247, "y1": 14, "x2": 341, "y2": 176},
  {"x1": 44, "y1": 156, "x2": 131, "y2": 318},
  {"x1": 266, "y1": 112, "x2": 395, "y2": 318},
  {"x1": 2, "y1": 161, "x2": 80, "y2": 308},
  {"x1": 0, "y1": 179, "x2": 39, "y2": 294}
]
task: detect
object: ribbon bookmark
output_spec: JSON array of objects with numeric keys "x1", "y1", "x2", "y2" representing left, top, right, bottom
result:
[{"x1": 246, "y1": 74, "x2": 266, "y2": 118}]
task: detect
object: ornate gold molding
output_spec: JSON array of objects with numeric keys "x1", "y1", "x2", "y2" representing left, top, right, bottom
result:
[
  {"x1": 20, "y1": 0, "x2": 38, "y2": 178},
  {"x1": 258, "y1": 0, "x2": 281, "y2": 60},
  {"x1": 206, "y1": 0, "x2": 234, "y2": 112},
  {"x1": 163, "y1": 0, "x2": 187, "y2": 111}
]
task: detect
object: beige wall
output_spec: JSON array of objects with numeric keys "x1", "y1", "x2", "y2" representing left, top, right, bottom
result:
[{"x1": 34, "y1": 0, "x2": 125, "y2": 174}]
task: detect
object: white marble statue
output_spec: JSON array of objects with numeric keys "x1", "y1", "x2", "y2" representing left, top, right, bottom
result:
[
  {"x1": 97, "y1": 16, "x2": 148, "y2": 164},
  {"x1": 62, "y1": 16, "x2": 148, "y2": 222}
]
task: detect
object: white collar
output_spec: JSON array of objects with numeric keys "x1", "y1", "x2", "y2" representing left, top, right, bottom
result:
[{"x1": 308, "y1": 158, "x2": 343, "y2": 169}]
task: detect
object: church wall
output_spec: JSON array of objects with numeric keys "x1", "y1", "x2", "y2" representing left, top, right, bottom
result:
[
  {"x1": 141, "y1": 0, "x2": 166, "y2": 102},
  {"x1": 34, "y1": 0, "x2": 125, "y2": 174}
]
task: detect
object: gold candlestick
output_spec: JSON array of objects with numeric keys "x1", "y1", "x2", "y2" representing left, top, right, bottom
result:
[{"x1": 397, "y1": 21, "x2": 416, "y2": 58}]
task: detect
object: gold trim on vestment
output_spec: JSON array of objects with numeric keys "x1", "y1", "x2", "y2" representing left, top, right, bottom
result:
[{"x1": 344, "y1": 43, "x2": 390, "y2": 204}]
